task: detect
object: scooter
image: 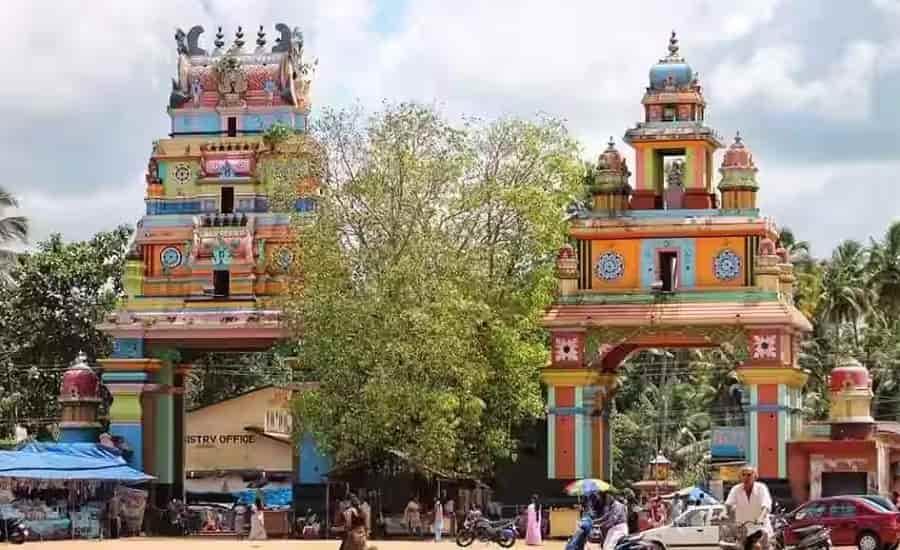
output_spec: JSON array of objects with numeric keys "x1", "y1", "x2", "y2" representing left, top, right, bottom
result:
[{"x1": 0, "y1": 516, "x2": 29, "y2": 544}]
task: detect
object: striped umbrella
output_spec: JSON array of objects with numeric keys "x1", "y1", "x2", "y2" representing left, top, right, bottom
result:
[{"x1": 564, "y1": 478, "x2": 613, "y2": 496}]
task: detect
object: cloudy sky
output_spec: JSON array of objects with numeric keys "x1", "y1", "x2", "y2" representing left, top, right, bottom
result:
[{"x1": 3, "y1": 0, "x2": 899, "y2": 257}]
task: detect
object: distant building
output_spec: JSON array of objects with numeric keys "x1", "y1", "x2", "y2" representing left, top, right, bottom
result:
[{"x1": 184, "y1": 384, "x2": 330, "y2": 500}]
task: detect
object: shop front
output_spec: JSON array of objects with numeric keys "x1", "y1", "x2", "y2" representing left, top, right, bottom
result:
[{"x1": 0, "y1": 442, "x2": 152, "y2": 540}]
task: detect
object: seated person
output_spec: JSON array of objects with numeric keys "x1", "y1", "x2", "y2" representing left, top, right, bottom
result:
[{"x1": 202, "y1": 509, "x2": 219, "y2": 532}]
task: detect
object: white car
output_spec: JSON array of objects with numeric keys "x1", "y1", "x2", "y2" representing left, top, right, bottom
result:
[{"x1": 637, "y1": 505, "x2": 727, "y2": 550}]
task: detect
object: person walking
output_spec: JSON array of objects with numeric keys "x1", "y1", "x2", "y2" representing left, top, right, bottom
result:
[
  {"x1": 359, "y1": 495, "x2": 372, "y2": 536},
  {"x1": 526, "y1": 494, "x2": 543, "y2": 546},
  {"x1": 248, "y1": 497, "x2": 267, "y2": 540},
  {"x1": 433, "y1": 497, "x2": 444, "y2": 542},
  {"x1": 405, "y1": 496, "x2": 422, "y2": 536},
  {"x1": 339, "y1": 495, "x2": 362, "y2": 550}
]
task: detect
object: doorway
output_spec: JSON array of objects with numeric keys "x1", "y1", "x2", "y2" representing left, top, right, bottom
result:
[
  {"x1": 213, "y1": 270, "x2": 230, "y2": 297},
  {"x1": 227, "y1": 117, "x2": 237, "y2": 137},
  {"x1": 221, "y1": 187, "x2": 234, "y2": 214},
  {"x1": 821, "y1": 472, "x2": 867, "y2": 497},
  {"x1": 659, "y1": 251, "x2": 678, "y2": 292}
]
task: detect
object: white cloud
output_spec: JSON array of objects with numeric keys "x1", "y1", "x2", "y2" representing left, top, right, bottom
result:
[
  {"x1": 15, "y1": 174, "x2": 146, "y2": 246},
  {"x1": 707, "y1": 41, "x2": 880, "y2": 122},
  {"x1": 1, "y1": 0, "x2": 899, "y2": 256}
]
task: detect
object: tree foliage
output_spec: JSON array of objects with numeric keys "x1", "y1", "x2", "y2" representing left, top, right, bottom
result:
[
  {"x1": 286, "y1": 103, "x2": 583, "y2": 475},
  {"x1": 0, "y1": 186, "x2": 27, "y2": 281},
  {"x1": 0, "y1": 226, "x2": 131, "y2": 436}
]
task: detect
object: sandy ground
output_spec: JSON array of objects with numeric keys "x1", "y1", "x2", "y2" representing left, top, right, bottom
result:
[
  {"x1": 11, "y1": 538, "x2": 573, "y2": 549},
  {"x1": 14, "y1": 538, "x2": 860, "y2": 550}
]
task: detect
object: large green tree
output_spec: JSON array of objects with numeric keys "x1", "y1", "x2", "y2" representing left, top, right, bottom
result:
[
  {"x1": 0, "y1": 226, "x2": 131, "y2": 436},
  {"x1": 286, "y1": 103, "x2": 582, "y2": 475},
  {"x1": 0, "y1": 187, "x2": 27, "y2": 281}
]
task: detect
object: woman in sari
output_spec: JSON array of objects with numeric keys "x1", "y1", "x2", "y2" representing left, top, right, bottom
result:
[
  {"x1": 526, "y1": 494, "x2": 542, "y2": 546},
  {"x1": 248, "y1": 498, "x2": 267, "y2": 540}
]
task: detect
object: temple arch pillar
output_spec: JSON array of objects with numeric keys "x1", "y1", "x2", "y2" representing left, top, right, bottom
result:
[{"x1": 544, "y1": 331, "x2": 617, "y2": 479}]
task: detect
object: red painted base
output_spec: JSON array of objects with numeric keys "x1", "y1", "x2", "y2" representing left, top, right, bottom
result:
[
  {"x1": 630, "y1": 190, "x2": 659, "y2": 210},
  {"x1": 683, "y1": 190, "x2": 716, "y2": 209}
]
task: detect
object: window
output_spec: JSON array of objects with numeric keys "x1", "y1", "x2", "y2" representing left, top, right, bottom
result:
[
  {"x1": 829, "y1": 502, "x2": 856, "y2": 518},
  {"x1": 659, "y1": 251, "x2": 678, "y2": 292},
  {"x1": 795, "y1": 504, "x2": 826, "y2": 520},
  {"x1": 213, "y1": 270, "x2": 230, "y2": 297},
  {"x1": 663, "y1": 105, "x2": 676, "y2": 122},
  {"x1": 680, "y1": 509, "x2": 707, "y2": 527},
  {"x1": 221, "y1": 187, "x2": 234, "y2": 214},
  {"x1": 227, "y1": 117, "x2": 237, "y2": 137}
]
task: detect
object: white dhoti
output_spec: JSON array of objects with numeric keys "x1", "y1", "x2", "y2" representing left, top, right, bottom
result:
[{"x1": 603, "y1": 522, "x2": 629, "y2": 550}]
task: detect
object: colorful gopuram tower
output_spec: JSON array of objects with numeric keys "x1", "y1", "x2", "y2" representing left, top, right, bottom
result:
[
  {"x1": 541, "y1": 32, "x2": 812, "y2": 483},
  {"x1": 97, "y1": 24, "x2": 318, "y2": 502}
]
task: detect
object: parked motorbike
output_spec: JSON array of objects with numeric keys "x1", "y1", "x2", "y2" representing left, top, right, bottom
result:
[
  {"x1": 718, "y1": 519, "x2": 830, "y2": 550},
  {"x1": 771, "y1": 513, "x2": 831, "y2": 550},
  {"x1": 0, "y1": 516, "x2": 29, "y2": 544},
  {"x1": 455, "y1": 510, "x2": 517, "y2": 548}
]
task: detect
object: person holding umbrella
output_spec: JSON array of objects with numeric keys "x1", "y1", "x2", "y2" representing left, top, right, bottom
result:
[{"x1": 564, "y1": 478, "x2": 616, "y2": 550}]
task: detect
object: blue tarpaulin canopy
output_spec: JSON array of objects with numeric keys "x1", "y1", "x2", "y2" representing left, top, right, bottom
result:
[{"x1": 0, "y1": 442, "x2": 154, "y2": 483}]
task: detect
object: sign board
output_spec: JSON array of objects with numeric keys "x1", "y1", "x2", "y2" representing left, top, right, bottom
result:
[
  {"x1": 719, "y1": 465, "x2": 742, "y2": 482},
  {"x1": 711, "y1": 427, "x2": 747, "y2": 459}
]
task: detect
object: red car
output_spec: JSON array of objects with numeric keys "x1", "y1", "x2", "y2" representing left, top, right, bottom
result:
[{"x1": 786, "y1": 496, "x2": 900, "y2": 550}]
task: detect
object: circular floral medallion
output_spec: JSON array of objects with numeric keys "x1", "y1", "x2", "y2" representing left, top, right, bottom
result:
[
  {"x1": 160, "y1": 246, "x2": 183, "y2": 269},
  {"x1": 172, "y1": 163, "x2": 192, "y2": 185},
  {"x1": 276, "y1": 248, "x2": 294, "y2": 270},
  {"x1": 713, "y1": 249, "x2": 742, "y2": 280},
  {"x1": 595, "y1": 251, "x2": 625, "y2": 281}
]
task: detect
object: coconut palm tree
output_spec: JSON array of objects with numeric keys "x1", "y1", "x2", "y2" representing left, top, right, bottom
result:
[
  {"x1": 0, "y1": 186, "x2": 27, "y2": 280},
  {"x1": 819, "y1": 240, "x2": 873, "y2": 348},
  {"x1": 778, "y1": 227, "x2": 812, "y2": 268},
  {"x1": 867, "y1": 221, "x2": 900, "y2": 318}
]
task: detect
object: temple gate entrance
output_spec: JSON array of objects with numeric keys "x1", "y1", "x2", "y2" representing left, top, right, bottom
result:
[
  {"x1": 96, "y1": 24, "x2": 316, "y2": 505},
  {"x1": 541, "y1": 32, "x2": 812, "y2": 484}
]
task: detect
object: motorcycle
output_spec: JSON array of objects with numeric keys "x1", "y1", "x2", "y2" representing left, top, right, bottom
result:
[
  {"x1": 455, "y1": 510, "x2": 517, "y2": 548},
  {"x1": 771, "y1": 513, "x2": 831, "y2": 550},
  {"x1": 719, "y1": 519, "x2": 830, "y2": 550},
  {"x1": 566, "y1": 515, "x2": 616, "y2": 550},
  {"x1": 0, "y1": 516, "x2": 29, "y2": 544}
]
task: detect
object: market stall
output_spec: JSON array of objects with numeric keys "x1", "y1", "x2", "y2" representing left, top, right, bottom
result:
[{"x1": 0, "y1": 442, "x2": 153, "y2": 540}]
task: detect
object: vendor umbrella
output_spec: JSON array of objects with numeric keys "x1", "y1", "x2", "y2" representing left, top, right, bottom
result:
[{"x1": 564, "y1": 478, "x2": 613, "y2": 496}]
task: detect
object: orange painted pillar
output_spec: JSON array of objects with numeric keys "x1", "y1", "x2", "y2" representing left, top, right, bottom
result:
[{"x1": 737, "y1": 330, "x2": 808, "y2": 479}]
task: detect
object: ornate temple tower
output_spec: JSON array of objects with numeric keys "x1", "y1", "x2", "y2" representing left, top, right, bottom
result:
[
  {"x1": 541, "y1": 33, "x2": 811, "y2": 483},
  {"x1": 97, "y1": 24, "x2": 318, "y2": 502},
  {"x1": 58, "y1": 352, "x2": 102, "y2": 443},
  {"x1": 626, "y1": 32, "x2": 719, "y2": 210}
]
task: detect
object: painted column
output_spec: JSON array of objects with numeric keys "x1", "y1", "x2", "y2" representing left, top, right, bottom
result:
[
  {"x1": 683, "y1": 146, "x2": 695, "y2": 188},
  {"x1": 100, "y1": 338, "x2": 162, "y2": 472},
  {"x1": 547, "y1": 386, "x2": 556, "y2": 479},
  {"x1": 153, "y1": 363, "x2": 175, "y2": 487},
  {"x1": 736, "y1": 366, "x2": 807, "y2": 479},
  {"x1": 542, "y1": 366, "x2": 616, "y2": 479}
]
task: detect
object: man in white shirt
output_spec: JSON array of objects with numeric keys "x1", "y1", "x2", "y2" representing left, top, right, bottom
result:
[{"x1": 725, "y1": 466, "x2": 773, "y2": 550}]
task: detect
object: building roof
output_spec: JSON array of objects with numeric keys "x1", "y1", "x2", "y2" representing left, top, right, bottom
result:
[
  {"x1": 544, "y1": 296, "x2": 812, "y2": 332},
  {"x1": 186, "y1": 383, "x2": 315, "y2": 413}
]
